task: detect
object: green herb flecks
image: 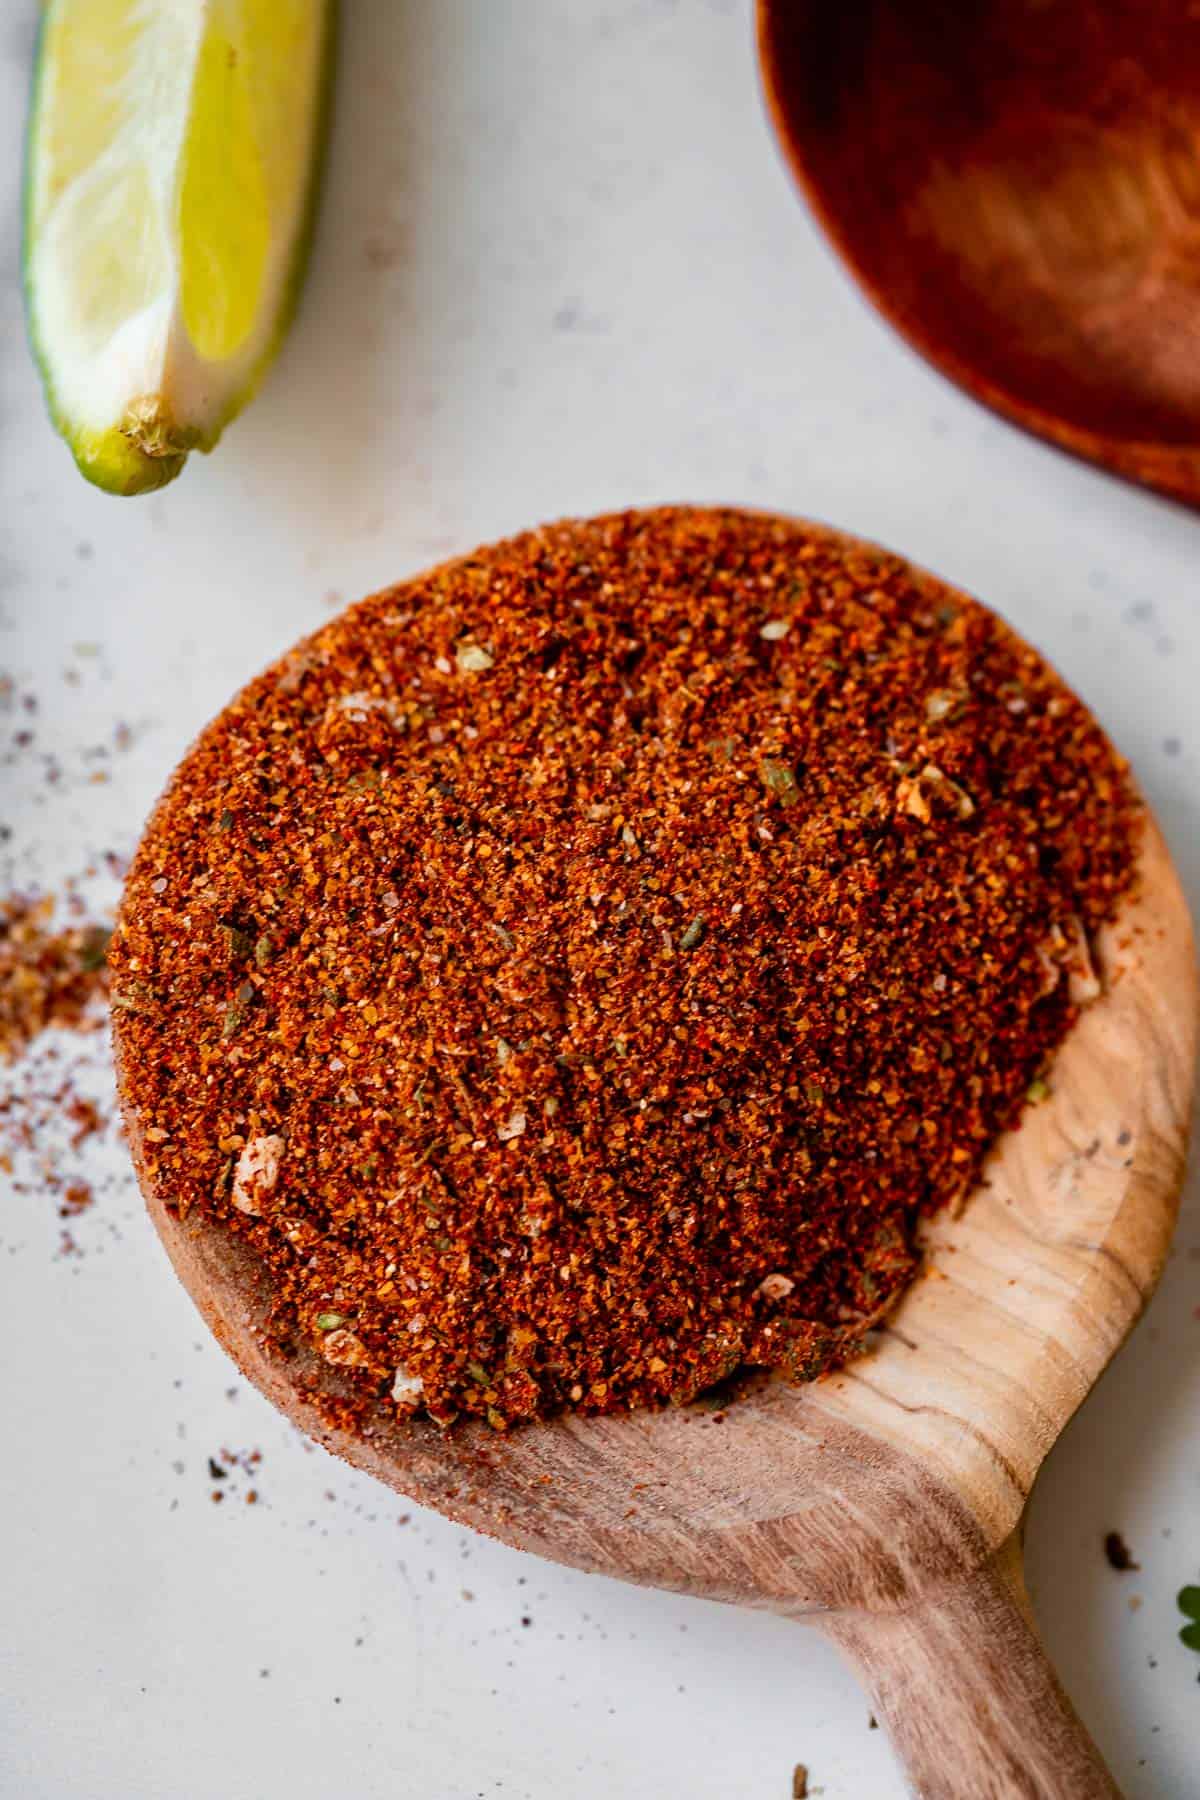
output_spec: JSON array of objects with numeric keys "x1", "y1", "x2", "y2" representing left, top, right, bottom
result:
[
  {"x1": 221, "y1": 924, "x2": 254, "y2": 962},
  {"x1": 758, "y1": 757, "x2": 800, "y2": 807},
  {"x1": 222, "y1": 979, "x2": 255, "y2": 1039},
  {"x1": 1179, "y1": 1585, "x2": 1200, "y2": 1653}
]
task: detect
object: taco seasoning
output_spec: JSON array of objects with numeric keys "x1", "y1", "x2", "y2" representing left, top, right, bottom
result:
[{"x1": 112, "y1": 508, "x2": 1138, "y2": 1429}]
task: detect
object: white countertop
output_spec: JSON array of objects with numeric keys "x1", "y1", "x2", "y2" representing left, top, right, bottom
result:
[{"x1": 2, "y1": 5, "x2": 1199, "y2": 1796}]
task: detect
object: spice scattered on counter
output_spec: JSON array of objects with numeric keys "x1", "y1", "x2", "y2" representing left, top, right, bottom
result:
[
  {"x1": 203, "y1": 1446, "x2": 264, "y2": 1506},
  {"x1": 0, "y1": 893, "x2": 110, "y2": 1061},
  {"x1": 792, "y1": 1765, "x2": 809, "y2": 1799},
  {"x1": 1, "y1": 1058, "x2": 116, "y2": 1219},
  {"x1": 0, "y1": 888, "x2": 120, "y2": 1223},
  {"x1": 112, "y1": 507, "x2": 1139, "y2": 1429},
  {"x1": 1, "y1": 665, "x2": 141, "y2": 795},
  {"x1": 1104, "y1": 1531, "x2": 1140, "y2": 1572}
]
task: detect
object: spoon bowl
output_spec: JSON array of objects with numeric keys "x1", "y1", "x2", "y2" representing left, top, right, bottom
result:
[
  {"x1": 118, "y1": 523, "x2": 1197, "y2": 1798},
  {"x1": 758, "y1": 0, "x2": 1200, "y2": 508}
]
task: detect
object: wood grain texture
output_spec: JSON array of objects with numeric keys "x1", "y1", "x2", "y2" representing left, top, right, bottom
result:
[
  {"x1": 116, "y1": 527, "x2": 1198, "y2": 1797},
  {"x1": 823, "y1": 1535, "x2": 1122, "y2": 1799},
  {"x1": 757, "y1": 0, "x2": 1200, "y2": 510}
]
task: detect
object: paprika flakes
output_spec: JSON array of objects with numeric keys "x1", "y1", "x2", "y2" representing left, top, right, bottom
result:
[{"x1": 112, "y1": 508, "x2": 1138, "y2": 1430}]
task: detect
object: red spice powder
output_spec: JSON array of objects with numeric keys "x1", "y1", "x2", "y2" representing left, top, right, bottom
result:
[
  {"x1": 0, "y1": 895, "x2": 110, "y2": 1063},
  {"x1": 0, "y1": 895, "x2": 115, "y2": 1213},
  {"x1": 111, "y1": 508, "x2": 1138, "y2": 1428}
]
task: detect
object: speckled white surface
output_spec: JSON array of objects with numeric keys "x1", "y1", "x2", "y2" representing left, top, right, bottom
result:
[{"x1": 2, "y1": 6, "x2": 1199, "y2": 1797}]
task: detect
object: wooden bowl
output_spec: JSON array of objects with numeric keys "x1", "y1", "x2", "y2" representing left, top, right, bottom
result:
[
  {"x1": 758, "y1": 0, "x2": 1200, "y2": 509},
  {"x1": 117, "y1": 519, "x2": 1197, "y2": 1797}
]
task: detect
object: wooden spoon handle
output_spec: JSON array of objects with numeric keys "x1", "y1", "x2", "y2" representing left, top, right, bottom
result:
[{"x1": 819, "y1": 1534, "x2": 1121, "y2": 1799}]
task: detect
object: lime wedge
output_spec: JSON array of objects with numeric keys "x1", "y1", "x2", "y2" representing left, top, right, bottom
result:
[{"x1": 24, "y1": 0, "x2": 335, "y2": 496}]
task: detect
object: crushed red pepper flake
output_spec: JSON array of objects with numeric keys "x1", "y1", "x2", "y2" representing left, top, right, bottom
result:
[{"x1": 111, "y1": 508, "x2": 1139, "y2": 1430}]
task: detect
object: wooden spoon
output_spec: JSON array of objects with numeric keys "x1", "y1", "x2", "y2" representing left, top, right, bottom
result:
[
  {"x1": 118, "y1": 563, "x2": 1197, "y2": 1800},
  {"x1": 757, "y1": 0, "x2": 1200, "y2": 510}
]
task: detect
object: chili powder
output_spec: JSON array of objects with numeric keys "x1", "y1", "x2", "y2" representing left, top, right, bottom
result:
[
  {"x1": 1, "y1": 894, "x2": 110, "y2": 1062},
  {"x1": 112, "y1": 508, "x2": 1139, "y2": 1429}
]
